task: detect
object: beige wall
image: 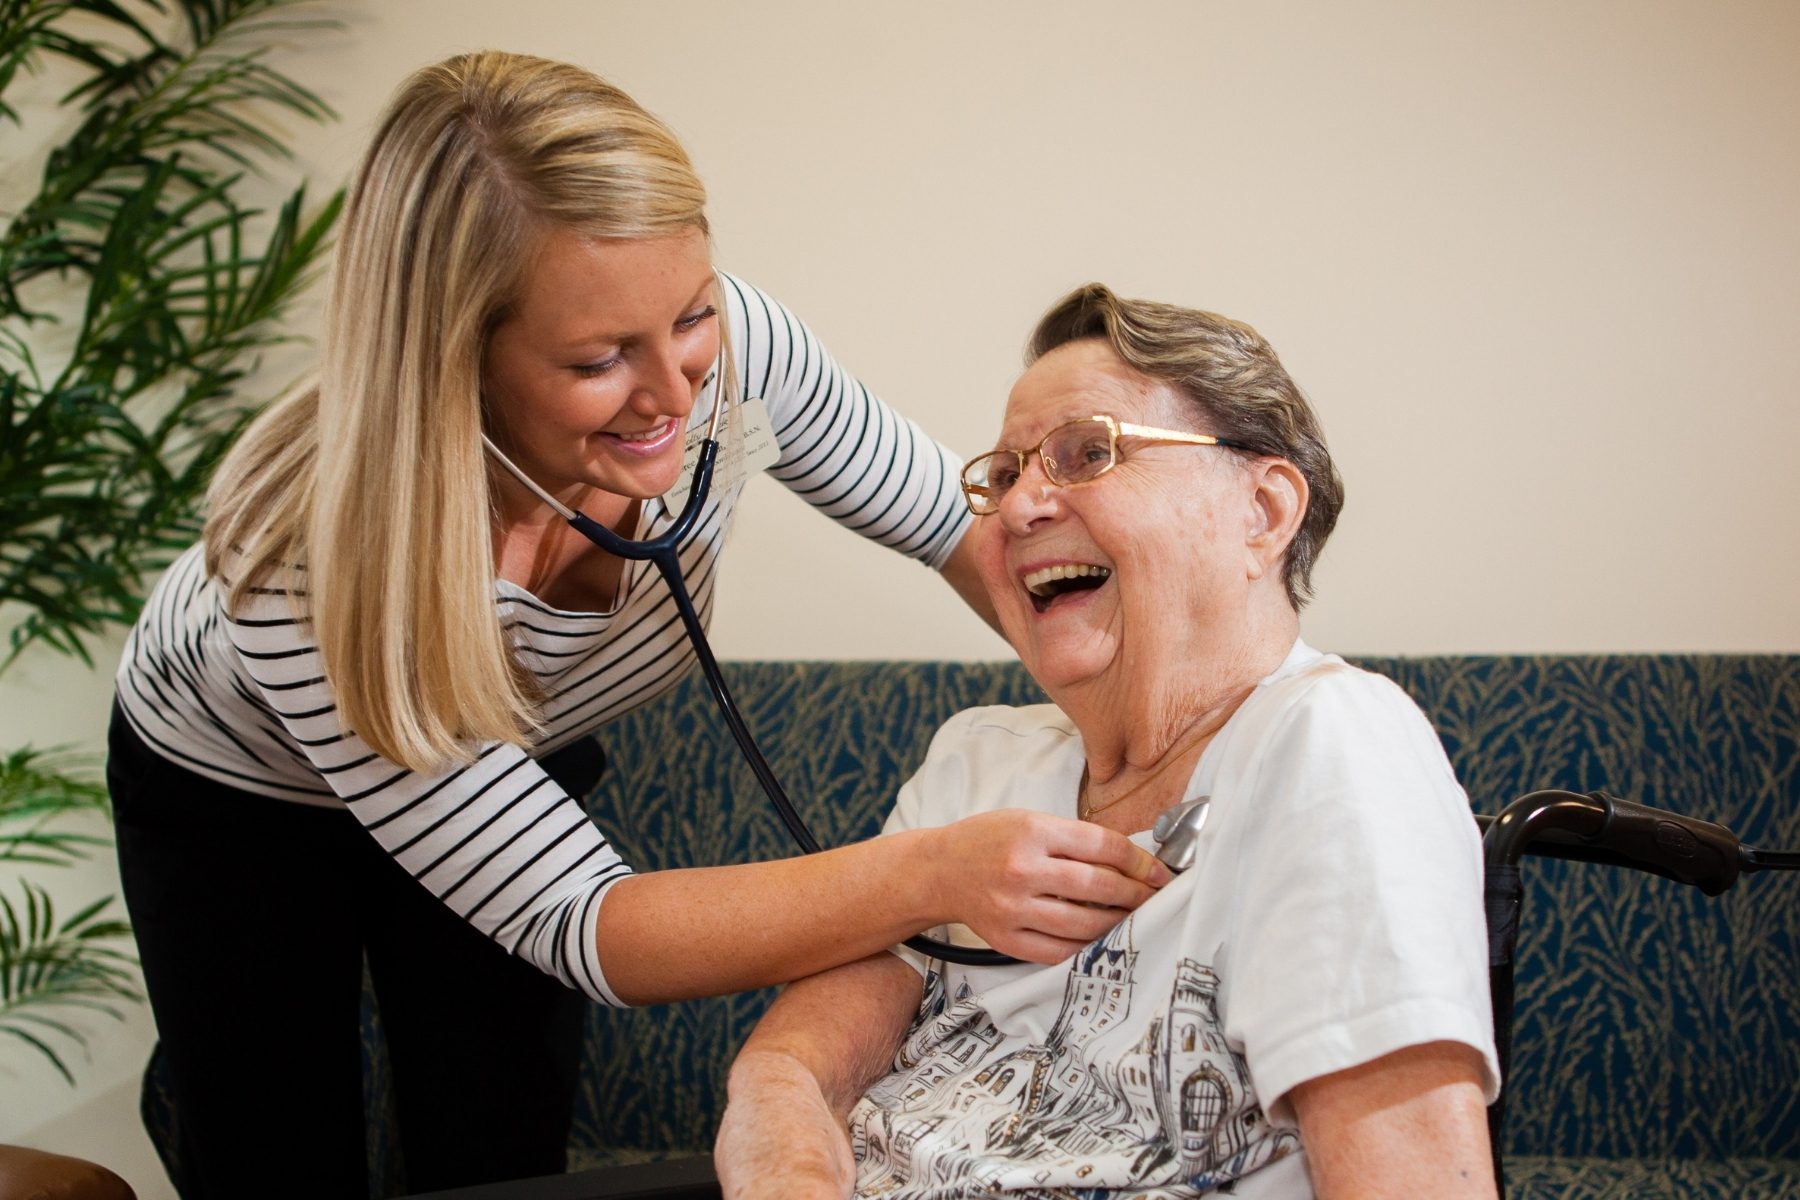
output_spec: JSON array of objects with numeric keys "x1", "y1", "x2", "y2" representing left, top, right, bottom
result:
[
  {"x1": 256, "y1": 0, "x2": 1800, "y2": 660},
  {"x1": 5, "y1": 0, "x2": 1797, "y2": 1188}
]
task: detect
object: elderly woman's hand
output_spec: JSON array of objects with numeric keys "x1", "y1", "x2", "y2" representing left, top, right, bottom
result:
[{"x1": 923, "y1": 808, "x2": 1171, "y2": 963}]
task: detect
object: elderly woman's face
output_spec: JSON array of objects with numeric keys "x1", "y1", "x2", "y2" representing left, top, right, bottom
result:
[{"x1": 973, "y1": 340, "x2": 1256, "y2": 693}]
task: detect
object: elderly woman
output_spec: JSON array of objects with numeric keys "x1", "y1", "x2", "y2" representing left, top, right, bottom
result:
[{"x1": 714, "y1": 286, "x2": 1501, "y2": 1198}]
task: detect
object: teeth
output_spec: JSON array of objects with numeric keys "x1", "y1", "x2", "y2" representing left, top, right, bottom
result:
[
  {"x1": 1023, "y1": 563, "x2": 1112, "y2": 596},
  {"x1": 614, "y1": 421, "x2": 672, "y2": 443}
]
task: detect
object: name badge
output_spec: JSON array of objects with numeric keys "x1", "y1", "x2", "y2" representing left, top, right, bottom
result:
[{"x1": 663, "y1": 395, "x2": 780, "y2": 507}]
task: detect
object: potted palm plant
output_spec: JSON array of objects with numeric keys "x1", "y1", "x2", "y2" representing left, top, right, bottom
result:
[{"x1": 0, "y1": 0, "x2": 341, "y2": 1091}]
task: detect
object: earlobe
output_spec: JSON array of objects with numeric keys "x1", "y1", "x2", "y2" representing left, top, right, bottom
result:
[{"x1": 1244, "y1": 461, "x2": 1307, "y2": 581}]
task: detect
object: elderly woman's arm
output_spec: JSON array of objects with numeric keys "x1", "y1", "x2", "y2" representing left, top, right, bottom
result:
[
  {"x1": 1288, "y1": 1040, "x2": 1496, "y2": 1199},
  {"x1": 716, "y1": 953, "x2": 924, "y2": 1200}
]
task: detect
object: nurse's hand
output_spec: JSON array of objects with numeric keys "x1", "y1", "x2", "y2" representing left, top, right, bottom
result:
[{"x1": 922, "y1": 808, "x2": 1171, "y2": 963}]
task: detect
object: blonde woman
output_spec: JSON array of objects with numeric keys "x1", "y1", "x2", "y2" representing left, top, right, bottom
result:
[{"x1": 108, "y1": 52, "x2": 1167, "y2": 1198}]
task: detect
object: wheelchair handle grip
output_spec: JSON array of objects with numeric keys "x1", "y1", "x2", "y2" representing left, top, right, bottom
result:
[
  {"x1": 1593, "y1": 792, "x2": 1740, "y2": 895},
  {"x1": 1483, "y1": 789, "x2": 1742, "y2": 896}
]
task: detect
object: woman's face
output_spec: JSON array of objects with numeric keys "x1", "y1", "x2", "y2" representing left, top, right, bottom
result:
[
  {"x1": 973, "y1": 340, "x2": 1255, "y2": 694},
  {"x1": 483, "y1": 225, "x2": 719, "y2": 503}
]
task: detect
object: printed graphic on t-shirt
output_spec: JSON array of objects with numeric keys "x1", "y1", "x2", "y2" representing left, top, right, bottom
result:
[{"x1": 850, "y1": 914, "x2": 1300, "y2": 1197}]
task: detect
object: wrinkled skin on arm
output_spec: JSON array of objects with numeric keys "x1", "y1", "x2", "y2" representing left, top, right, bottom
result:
[{"x1": 716, "y1": 953, "x2": 924, "y2": 1200}]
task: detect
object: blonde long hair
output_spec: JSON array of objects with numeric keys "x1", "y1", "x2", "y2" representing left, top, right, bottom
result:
[{"x1": 205, "y1": 51, "x2": 712, "y2": 772}]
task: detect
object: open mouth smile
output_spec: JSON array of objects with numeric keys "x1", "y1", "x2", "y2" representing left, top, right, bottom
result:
[
  {"x1": 599, "y1": 418, "x2": 682, "y2": 458},
  {"x1": 1021, "y1": 563, "x2": 1113, "y2": 613}
]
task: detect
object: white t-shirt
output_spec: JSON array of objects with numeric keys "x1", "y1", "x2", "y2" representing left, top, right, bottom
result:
[{"x1": 855, "y1": 640, "x2": 1499, "y2": 1198}]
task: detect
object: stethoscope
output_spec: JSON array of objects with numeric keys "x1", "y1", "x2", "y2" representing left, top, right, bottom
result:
[{"x1": 483, "y1": 351, "x2": 1210, "y2": 968}]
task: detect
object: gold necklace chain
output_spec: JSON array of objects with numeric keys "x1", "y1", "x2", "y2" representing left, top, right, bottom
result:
[{"x1": 1077, "y1": 726, "x2": 1218, "y2": 821}]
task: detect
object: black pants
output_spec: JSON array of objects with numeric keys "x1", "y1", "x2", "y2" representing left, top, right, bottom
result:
[{"x1": 110, "y1": 707, "x2": 600, "y2": 1199}]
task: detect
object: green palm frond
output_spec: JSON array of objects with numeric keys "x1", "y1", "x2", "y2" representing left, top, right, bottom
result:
[
  {"x1": 0, "y1": 0, "x2": 343, "y2": 669},
  {"x1": 0, "y1": 745, "x2": 110, "y2": 865},
  {"x1": 0, "y1": 881, "x2": 140, "y2": 1085},
  {"x1": 0, "y1": 0, "x2": 340, "y2": 1086}
]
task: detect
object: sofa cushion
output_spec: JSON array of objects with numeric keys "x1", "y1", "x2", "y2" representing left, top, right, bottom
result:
[
  {"x1": 1504, "y1": 1155, "x2": 1800, "y2": 1198},
  {"x1": 1364, "y1": 655, "x2": 1800, "y2": 1162}
]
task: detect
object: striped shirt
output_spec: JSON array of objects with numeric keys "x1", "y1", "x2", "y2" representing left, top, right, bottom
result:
[{"x1": 114, "y1": 275, "x2": 971, "y2": 1006}]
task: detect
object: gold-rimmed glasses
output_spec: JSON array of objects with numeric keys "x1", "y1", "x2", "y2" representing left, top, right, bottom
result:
[{"x1": 959, "y1": 414, "x2": 1245, "y2": 516}]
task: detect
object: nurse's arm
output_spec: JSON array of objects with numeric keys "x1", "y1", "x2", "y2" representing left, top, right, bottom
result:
[
  {"x1": 716, "y1": 952, "x2": 923, "y2": 1200},
  {"x1": 938, "y1": 527, "x2": 1001, "y2": 633},
  {"x1": 1288, "y1": 1040, "x2": 1496, "y2": 1199},
  {"x1": 595, "y1": 811, "x2": 1167, "y2": 1004}
]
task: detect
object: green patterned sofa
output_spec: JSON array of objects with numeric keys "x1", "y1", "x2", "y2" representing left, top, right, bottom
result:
[{"x1": 146, "y1": 656, "x2": 1800, "y2": 1197}]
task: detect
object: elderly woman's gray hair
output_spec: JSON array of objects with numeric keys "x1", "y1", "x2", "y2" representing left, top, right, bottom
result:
[{"x1": 1027, "y1": 284, "x2": 1345, "y2": 608}]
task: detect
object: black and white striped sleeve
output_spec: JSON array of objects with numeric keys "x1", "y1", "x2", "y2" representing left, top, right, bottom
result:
[
  {"x1": 719, "y1": 274, "x2": 972, "y2": 570},
  {"x1": 223, "y1": 577, "x2": 634, "y2": 1006}
]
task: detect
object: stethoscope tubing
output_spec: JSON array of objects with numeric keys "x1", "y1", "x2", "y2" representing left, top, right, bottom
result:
[{"x1": 486, "y1": 411, "x2": 1012, "y2": 967}]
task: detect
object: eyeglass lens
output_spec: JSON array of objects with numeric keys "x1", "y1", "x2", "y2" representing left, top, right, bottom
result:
[
  {"x1": 1042, "y1": 419, "x2": 1116, "y2": 485},
  {"x1": 965, "y1": 418, "x2": 1116, "y2": 510}
]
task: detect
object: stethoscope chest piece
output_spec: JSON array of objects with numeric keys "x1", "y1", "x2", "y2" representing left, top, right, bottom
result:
[{"x1": 1152, "y1": 796, "x2": 1212, "y2": 873}]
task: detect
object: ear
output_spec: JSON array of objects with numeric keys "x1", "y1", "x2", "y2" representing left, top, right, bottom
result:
[{"x1": 1243, "y1": 458, "x2": 1308, "y2": 583}]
